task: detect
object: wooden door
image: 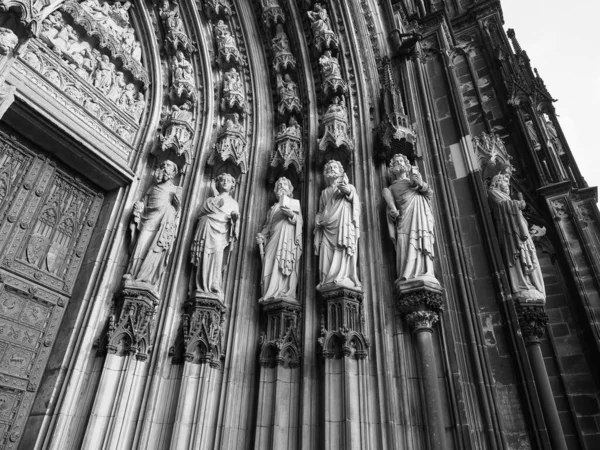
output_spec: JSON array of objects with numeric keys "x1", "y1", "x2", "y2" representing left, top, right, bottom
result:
[{"x1": 0, "y1": 128, "x2": 103, "y2": 449}]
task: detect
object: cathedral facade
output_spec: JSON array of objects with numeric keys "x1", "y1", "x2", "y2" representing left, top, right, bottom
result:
[{"x1": 0, "y1": 0, "x2": 597, "y2": 449}]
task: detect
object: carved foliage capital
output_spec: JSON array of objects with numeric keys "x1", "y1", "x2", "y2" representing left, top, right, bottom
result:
[{"x1": 516, "y1": 305, "x2": 548, "y2": 344}]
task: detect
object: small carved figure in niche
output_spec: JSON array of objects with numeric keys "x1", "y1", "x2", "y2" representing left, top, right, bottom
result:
[
  {"x1": 222, "y1": 67, "x2": 245, "y2": 110},
  {"x1": 307, "y1": 3, "x2": 333, "y2": 39},
  {"x1": 382, "y1": 154, "x2": 438, "y2": 285},
  {"x1": 326, "y1": 95, "x2": 346, "y2": 115},
  {"x1": 160, "y1": 0, "x2": 193, "y2": 53},
  {"x1": 256, "y1": 177, "x2": 303, "y2": 303},
  {"x1": 172, "y1": 50, "x2": 194, "y2": 82},
  {"x1": 487, "y1": 170, "x2": 545, "y2": 301},
  {"x1": 314, "y1": 160, "x2": 361, "y2": 289},
  {"x1": 272, "y1": 23, "x2": 291, "y2": 54},
  {"x1": 213, "y1": 19, "x2": 243, "y2": 65},
  {"x1": 277, "y1": 74, "x2": 298, "y2": 101},
  {"x1": 320, "y1": 51, "x2": 347, "y2": 95},
  {"x1": 222, "y1": 112, "x2": 242, "y2": 132},
  {"x1": 524, "y1": 114, "x2": 540, "y2": 150},
  {"x1": 171, "y1": 100, "x2": 194, "y2": 123},
  {"x1": 108, "y1": 71, "x2": 126, "y2": 101},
  {"x1": 125, "y1": 160, "x2": 181, "y2": 288},
  {"x1": 276, "y1": 73, "x2": 301, "y2": 115},
  {"x1": 272, "y1": 24, "x2": 296, "y2": 71},
  {"x1": 93, "y1": 55, "x2": 114, "y2": 94},
  {"x1": 542, "y1": 113, "x2": 565, "y2": 155},
  {"x1": 319, "y1": 50, "x2": 342, "y2": 79},
  {"x1": 190, "y1": 173, "x2": 240, "y2": 299}
]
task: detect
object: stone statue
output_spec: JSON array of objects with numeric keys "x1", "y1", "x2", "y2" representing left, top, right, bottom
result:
[
  {"x1": 172, "y1": 50, "x2": 194, "y2": 83},
  {"x1": 125, "y1": 160, "x2": 181, "y2": 288},
  {"x1": 190, "y1": 173, "x2": 240, "y2": 299},
  {"x1": 213, "y1": 20, "x2": 242, "y2": 64},
  {"x1": 314, "y1": 160, "x2": 361, "y2": 289},
  {"x1": 382, "y1": 154, "x2": 438, "y2": 285},
  {"x1": 256, "y1": 177, "x2": 303, "y2": 303},
  {"x1": 488, "y1": 170, "x2": 545, "y2": 301},
  {"x1": 272, "y1": 24, "x2": 291, "y2": 54},
  {"x1": 0, "y1": 27, "x2": 18, "y2": 55}
]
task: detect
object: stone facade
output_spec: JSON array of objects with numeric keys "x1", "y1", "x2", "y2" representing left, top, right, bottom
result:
[{"x1": 0, "y1": 0, "x2": 597, "y2": 449}]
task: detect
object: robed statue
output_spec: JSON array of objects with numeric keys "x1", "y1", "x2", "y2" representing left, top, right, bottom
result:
[
  {"x1": 488, "y1": 170, "x2": 545, "y2": 301},
  {"x1": 314, "y1": 160, "x2": 361, "y2": 290},
  {"x1": 125, "y1": 160, "x2": 181, "y2": 288},
  {"x1": 256, "y1": 177, "x2": 303, "y2": 303},
  {"x1": 382, "y1": 154, "x2": 438, "y2": 286},
  {"x1": 190, "y1": 173, "x2": 240, "y2": 299}
]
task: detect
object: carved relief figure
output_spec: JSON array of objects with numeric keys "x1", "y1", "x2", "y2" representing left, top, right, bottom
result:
[
  {"x1": 256, "y1": 177, "x2": 303, "y2": 303},
  {"x1": 222, "y1": 67, "x2": 245, "y2": 110},
  {"x1": 190, "y1": 173, "x2": 240, "y2": 299},
  {"x1": 93, "y1": 54, "x2": 114, "y2": 94},
  {"x1": 0, "y1": 28, "x2": 18, "y2": 55},
  {"x1": 125, "y1": 160, "x2": 181, "y2": 288},
  {"x1": 488, "y1": 170, "x2": 545, "y2": 301},
  {"x1": 382, "y1": 154, "x2": 438, "y2": 285},
  {"x1": 314, "y1": 160, "x2": 361, "y2": 289}
]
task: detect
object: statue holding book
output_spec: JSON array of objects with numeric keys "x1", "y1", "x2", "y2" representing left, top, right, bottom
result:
[{"x1": 256, "y1": 177, "x2": 303, "y2": 303}]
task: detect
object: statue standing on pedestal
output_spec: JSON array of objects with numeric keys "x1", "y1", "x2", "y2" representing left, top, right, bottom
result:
[
  {"x1": 488, "y1": 170, "x2": 545, "y2": 301},
  {"x1": 256, "y1": 177, "x2": 303, "y2": 303},
  {"x1": 125, "y1": 160, "x2": 180, "y2": 288},
  {"x1": 190, "y1": 173, "x2": 240, "y2": 299},
  {"x1": 382, "y1": 154, "x2": 438, "y2": 285},
  {"x1": 314, "y1": 160, "x2": 361, "y2": 289}
]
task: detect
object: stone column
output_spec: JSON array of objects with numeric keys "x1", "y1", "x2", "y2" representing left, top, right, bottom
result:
[
  {"x1": 170, "y1": 293, "x2": 226, "y2": 449},
  {"x1": 82, "y1": 286, "x2": 158, "y2": 450},
  {"x1": 319, "y1": 285, "x2": 369, "y2": 450},
  {"x1": 397, "y1": 281, "x2": 445, "y2": 450},
  {"x1": 516, "y1": 304, "x2": 568, "y2": 450}
]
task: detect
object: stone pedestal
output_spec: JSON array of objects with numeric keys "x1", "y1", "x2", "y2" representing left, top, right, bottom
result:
[
  {"x1": 107, "y1": 283, "x2": 159, "y2": 359},
  {"x1": 396, "y1": 279, "x2": 446, "y2": 450}
]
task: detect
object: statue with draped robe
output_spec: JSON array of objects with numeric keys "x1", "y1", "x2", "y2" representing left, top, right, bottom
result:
[
  {"x1": 190, "y1": 173, "x2": 240, "y2": 299},
  {"x1": 488, "y1": 170, "x2": 545, "y2": 301},
  {"x1": 256, "y1": 177, "x2": 303, "y2": 303},
  {"x1": 314, "y1": 160, "x2": 361, "y2": 290},
  {"x1": 125, "y1": 160, "x2": 180, "y2": 289},
  {"x1": 382, "y1": 153, "x2": 438, "y2": 286}
]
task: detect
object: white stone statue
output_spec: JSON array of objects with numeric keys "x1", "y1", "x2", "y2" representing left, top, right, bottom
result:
[
  {"x1": 256, "y1": 177, "x2": 303, "y2": 303},
  {"x1": 319, "y1": 50, "x2": 342, "y2": 79},
  {"x1": 314, "y1": 160, "x2": 361, "y2": 290},
  {"x1": 488, "y1": 170, "x2": 545, "y2": 301},
  {"x1": 125, "y1": 160, "x2": 181, "y2": 288},
  {"x1": 382, "y1": 154, "x2": 438, "y2": 286},
  {"x1": 93, "y1": 54, "x2": 114, "y2": 94},
  {"x1": 190, "y1": 173, "x2": 240, "y2": 299}
]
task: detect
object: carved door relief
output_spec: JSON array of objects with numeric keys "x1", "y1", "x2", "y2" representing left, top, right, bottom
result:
[{"x1": 0, "y1": 128, "x2": 103, "y2": 449}]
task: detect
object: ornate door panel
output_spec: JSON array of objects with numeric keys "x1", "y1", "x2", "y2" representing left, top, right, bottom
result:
[{"x1": 0, "y1": 129, "x2": 103, "y2": 448}]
